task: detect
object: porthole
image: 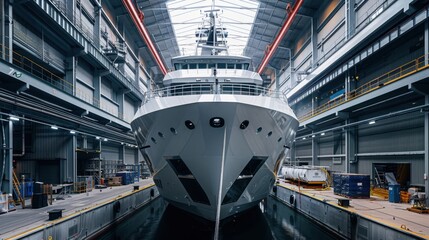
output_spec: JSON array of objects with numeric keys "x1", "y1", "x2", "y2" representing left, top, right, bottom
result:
[
  {"x1": 158, "y1": 132, "x2": 164, "y2": 138},
  {"x1": 239, "y1": 120, "x2": 249, "y2": 129},
  {"x1": 277, "y1": 137, "x2": 282, "y2": 142},
  {"x1": 267, "y1": 131, "x2": 272, "y2": 137},
  {"x1": 185, "y1": 120, "x2": 195, "y2": 130},
  {"x1": 151, "y1": 137, "x2": 157, "y2": 144},
  {"x1": 170, "y1": 127, "x2": 177, "y2": 135},
  {"x1": 256, "y1": 127, "x2": 262, "y2": 133},
  {"x1": 210, "y1": 117, "x2": 224, "y2": 128}
]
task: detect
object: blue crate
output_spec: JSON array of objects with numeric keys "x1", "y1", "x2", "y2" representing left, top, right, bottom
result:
[
  {"x1": 19, "y1": 182, "x2": 33, "y2": 197},
  {"x1": 333, "y1": 173, "x2": 370, "y2": 198}
]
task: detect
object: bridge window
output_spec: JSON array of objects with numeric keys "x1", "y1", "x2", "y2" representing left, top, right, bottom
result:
[
  {"x1": 189, "y1": 63, "x2": 197, "y2": 69},
  {"x1": 236, "y1": 63, "x2": 242, "y2": 69},
  {"x1": 174, "y1": 63, "x2": 181, "y2": 70},
  {"x1": 198, "y1": 63, "x2": 207, "y2": 69},
  {"x1": 217, "y1": 63, "x2": 226, "y2": 69},
  {"x1": 208, "y1": 63, "x2": 215, "y2": 69},
  {"x1": 227, "y1": 63, "x2": 235, "y2": 69},
  {"x1": 182, "y1": 64, "x2": 189, "y2": 69}
]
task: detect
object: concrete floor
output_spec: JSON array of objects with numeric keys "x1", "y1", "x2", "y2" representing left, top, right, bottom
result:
[
  {"x1": 0, "y1": 178, "x2": 154, "y2": 239},
  {"x1": 278, "y1": 180, "x2": 429, "y2": 239}
]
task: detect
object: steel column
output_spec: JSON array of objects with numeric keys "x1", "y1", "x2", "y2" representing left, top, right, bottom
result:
[
  {"x1": 311, "y1": 17, "x2": 318, "y2": 69},
  {"x1": 311, "y1": 134, "x2": 319, "y2": 166},
  {"x1": 425, "y1": 95, "x2": 429, "y2": 206},
  {"x1": 425, "y1": 19, "x2": 428, "y2": 65},
  {"x1": 3, "y1": 0, "x2": 12, "y2": 63},
  {"x1": 94, "y1": 3, "x2": 102, "y2": 49},
  {"x1": 346, "y1": 119, "x2": 357, "y2": 173},
  {"x1": 93, "y1": 71, "x2": 101, "y2": 108},
  {"x1": 0, "y1": 120, "x2": 12, "y2": 194},
  {"x1": 72, "y1": 134, "x2": 77, "y2": 183}
]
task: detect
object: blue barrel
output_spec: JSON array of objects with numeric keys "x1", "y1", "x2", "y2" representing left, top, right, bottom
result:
[{"x1": 388, "y1": 184, "x2": 400, "y2": 203}]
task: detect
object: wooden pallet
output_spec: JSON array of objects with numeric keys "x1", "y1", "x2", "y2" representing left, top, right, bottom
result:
[{"x1": 407, "y1": 207, "x2": 429, "y2": 214}]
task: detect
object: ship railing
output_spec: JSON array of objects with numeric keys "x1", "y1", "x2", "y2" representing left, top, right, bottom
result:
[{"x1": 145, "y1": 83, "x2": 288, "y2": 104}]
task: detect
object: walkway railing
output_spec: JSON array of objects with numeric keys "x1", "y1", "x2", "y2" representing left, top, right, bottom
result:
[
  {"x1": 146, "y1": 83, "x2": 289, "y2": 104},
  {"x1": 298, "y1": 54, "x2": 429, "y2": 122},
  {"x1": 0, "y1": 44, "x2": 123, "y2": 119}
]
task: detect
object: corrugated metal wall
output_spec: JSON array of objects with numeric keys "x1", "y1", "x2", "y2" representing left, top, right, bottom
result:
[
  {"x1": 124, "y1": 147, "x2": 136, "y2": 164},
  {"x1": 358, "y1": 113, "x2": 424, "y2": 153},
  {"x1": 100, "y1": 145, "x2": 120, "y2": 161},
  {"x1": 123, "y1": 96, "x2": 136, "y2": 123}
]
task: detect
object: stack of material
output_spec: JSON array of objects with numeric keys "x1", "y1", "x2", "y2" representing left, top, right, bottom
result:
[
  {"x1": 333, "y1": 173, "x2": 370, "y2": 198},
  {"x1": 77, "y1": 176, "x2": 94, "y2": 192},
  {"x1": 107, "y1": 177, "x2": 122, "y2": 186},
  {"x1": 116, "y1": 171, "x2": 136, "y2": 185}
]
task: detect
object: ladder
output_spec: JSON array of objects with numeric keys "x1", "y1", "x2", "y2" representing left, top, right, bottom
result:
[
  {"x1": 12, "y1": 171, "x2": 25, "y2": 208},
  {"x1": 374, "y1": 166, "x2": 386, "y2": 188}
]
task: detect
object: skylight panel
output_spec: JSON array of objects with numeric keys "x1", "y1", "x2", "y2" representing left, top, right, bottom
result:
[{"x1": 167, "y1": 0, "x2": 259, "y2": 56}]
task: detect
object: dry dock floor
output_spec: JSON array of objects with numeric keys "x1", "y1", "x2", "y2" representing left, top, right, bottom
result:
[
  {"x1": 0, "y1": 178, "x2": 154, "y2": 239},
  {"x1": 278, "y1": 180, "x2": 429, "y2": 239}
]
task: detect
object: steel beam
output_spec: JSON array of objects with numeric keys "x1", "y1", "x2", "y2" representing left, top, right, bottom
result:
[
  {"x1": 257, "y1": 0, "x2": 303, "y2": 74},
  {"x1": 122, "y1": 0, "x2": 168, "y2": 75}
]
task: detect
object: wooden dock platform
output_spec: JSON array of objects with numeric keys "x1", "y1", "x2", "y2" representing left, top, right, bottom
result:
[
  {"x1": 278, "y1": 180, "x2": 429, "y2": 239},
  {"x1": 0, "y1": 179, "x2": 155, "y2": 239}
]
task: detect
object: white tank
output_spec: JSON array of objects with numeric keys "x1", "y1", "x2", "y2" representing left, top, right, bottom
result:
[{"x1": 282, "y1": 166, "x2": 328, "y2": 183}]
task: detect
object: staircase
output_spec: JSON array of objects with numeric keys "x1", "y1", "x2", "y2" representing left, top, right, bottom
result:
[
  {"x1": 374, "y1": 165, "x2": 387, "y2": 188},
  {"x1": 12, "y1": 172, "x2": 25, "y2": 208}
]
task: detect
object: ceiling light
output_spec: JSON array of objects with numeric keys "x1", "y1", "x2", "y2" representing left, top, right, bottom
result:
[
  {"x1": 320, "y1": 132, "x2": 325, "y2": 136},
  {"x1": 51, "y1": 126, "x2": 58, "y2": 130},
  {"x1": 9, "y1": 116, "x2": 19, "y2": 121},
  {"x1": 96, "y1": 136, "x2": 100, "y2": 140},
  {"x1": 312, "y1": 135, "x2": 315, "y2": 138},
  {"x1": 70, "y1": 130, "x2": 76, "y2": 134},
  {"x1": 104, "y1": 138, "x2": 108, "y2": 142},
  {"x1": 303, "y1": 137, "x2": 306, "y2": 140},
  {"x1": 368, "y1": 120, "x2": 376, "y2": 125}
]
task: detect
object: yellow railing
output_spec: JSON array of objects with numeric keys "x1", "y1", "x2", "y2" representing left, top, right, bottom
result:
[{"x1": 298, "y1": 54, "x2": 429, "y2": 122}]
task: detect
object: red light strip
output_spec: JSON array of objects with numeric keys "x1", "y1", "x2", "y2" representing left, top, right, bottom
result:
[
  {"x1": 122, "y1": 0, "x2": 168, "y2": 75},
  {"x1": 257, "y1": 0, "x2": 304, "y2": 75}
]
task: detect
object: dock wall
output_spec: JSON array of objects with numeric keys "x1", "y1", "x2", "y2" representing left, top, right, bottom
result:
[
  {"x1": 273, "y1": 184, "x2": 425, "y2": 240},
  {"x1": 6, "y1": 185, "x2": 159, "y2": 240}
]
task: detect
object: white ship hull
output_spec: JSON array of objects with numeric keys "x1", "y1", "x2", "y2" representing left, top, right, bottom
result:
[{"x1": 131, "y1": 94, "x2": 298, "y2": 221}]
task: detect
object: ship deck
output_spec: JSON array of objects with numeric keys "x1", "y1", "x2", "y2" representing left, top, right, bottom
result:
[
  {"x1": 278, "y1": 180, "x2": 429, "y2": 239},
  {"x1": 0, "y1": 179, "x2": 154, "y2": 239}
]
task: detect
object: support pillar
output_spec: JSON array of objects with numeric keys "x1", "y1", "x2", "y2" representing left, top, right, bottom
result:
[
  {"x1": 425, "y1": 95, "x2": 429, "y2": 206},
  {"x1": 0, "y1": 120, "x2": 13, "y2": 194},
  {"x1": 311, "y1": 134, "x2": 319, "y2": 166},
  {"x1": 120, "y1": 145, "x2": 125, "y2": 165},
  {"x1": 311, "y1": 17, "x2": 318, "y2": 69},
  {"x1": 345, "y1": 0, "x2": 356, "y2": 40},
  {"x1": 93, "y1": 71, "x2": 101, "y2": 108},
  {"x1": 1, "y1": 0, "x2": 13, "y2": 63},
  {"x1": 346, "y1": 120, "x2": 358, "y2": 173},
  {"x1": 66, "y1": 0, "x2": 75, "y2": 22},
  {"x1": 289, "y1": 140, "x2": 296, "y2": 165},
  {"x1": 425, "y1": 19, "x2": 428, "y2": 65},
  {"x1": 117, "y1": 90, "x2": 124, "y2": 120},
  {"x1": 93, "y1": 3, "x2": 101, "y2": 49},
  {"x1": 65, "y1": 56, "x2": 76, "y2": 95},
  {"x1": 71, "y1": 134, "x2": 77, "y2": 183}
]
